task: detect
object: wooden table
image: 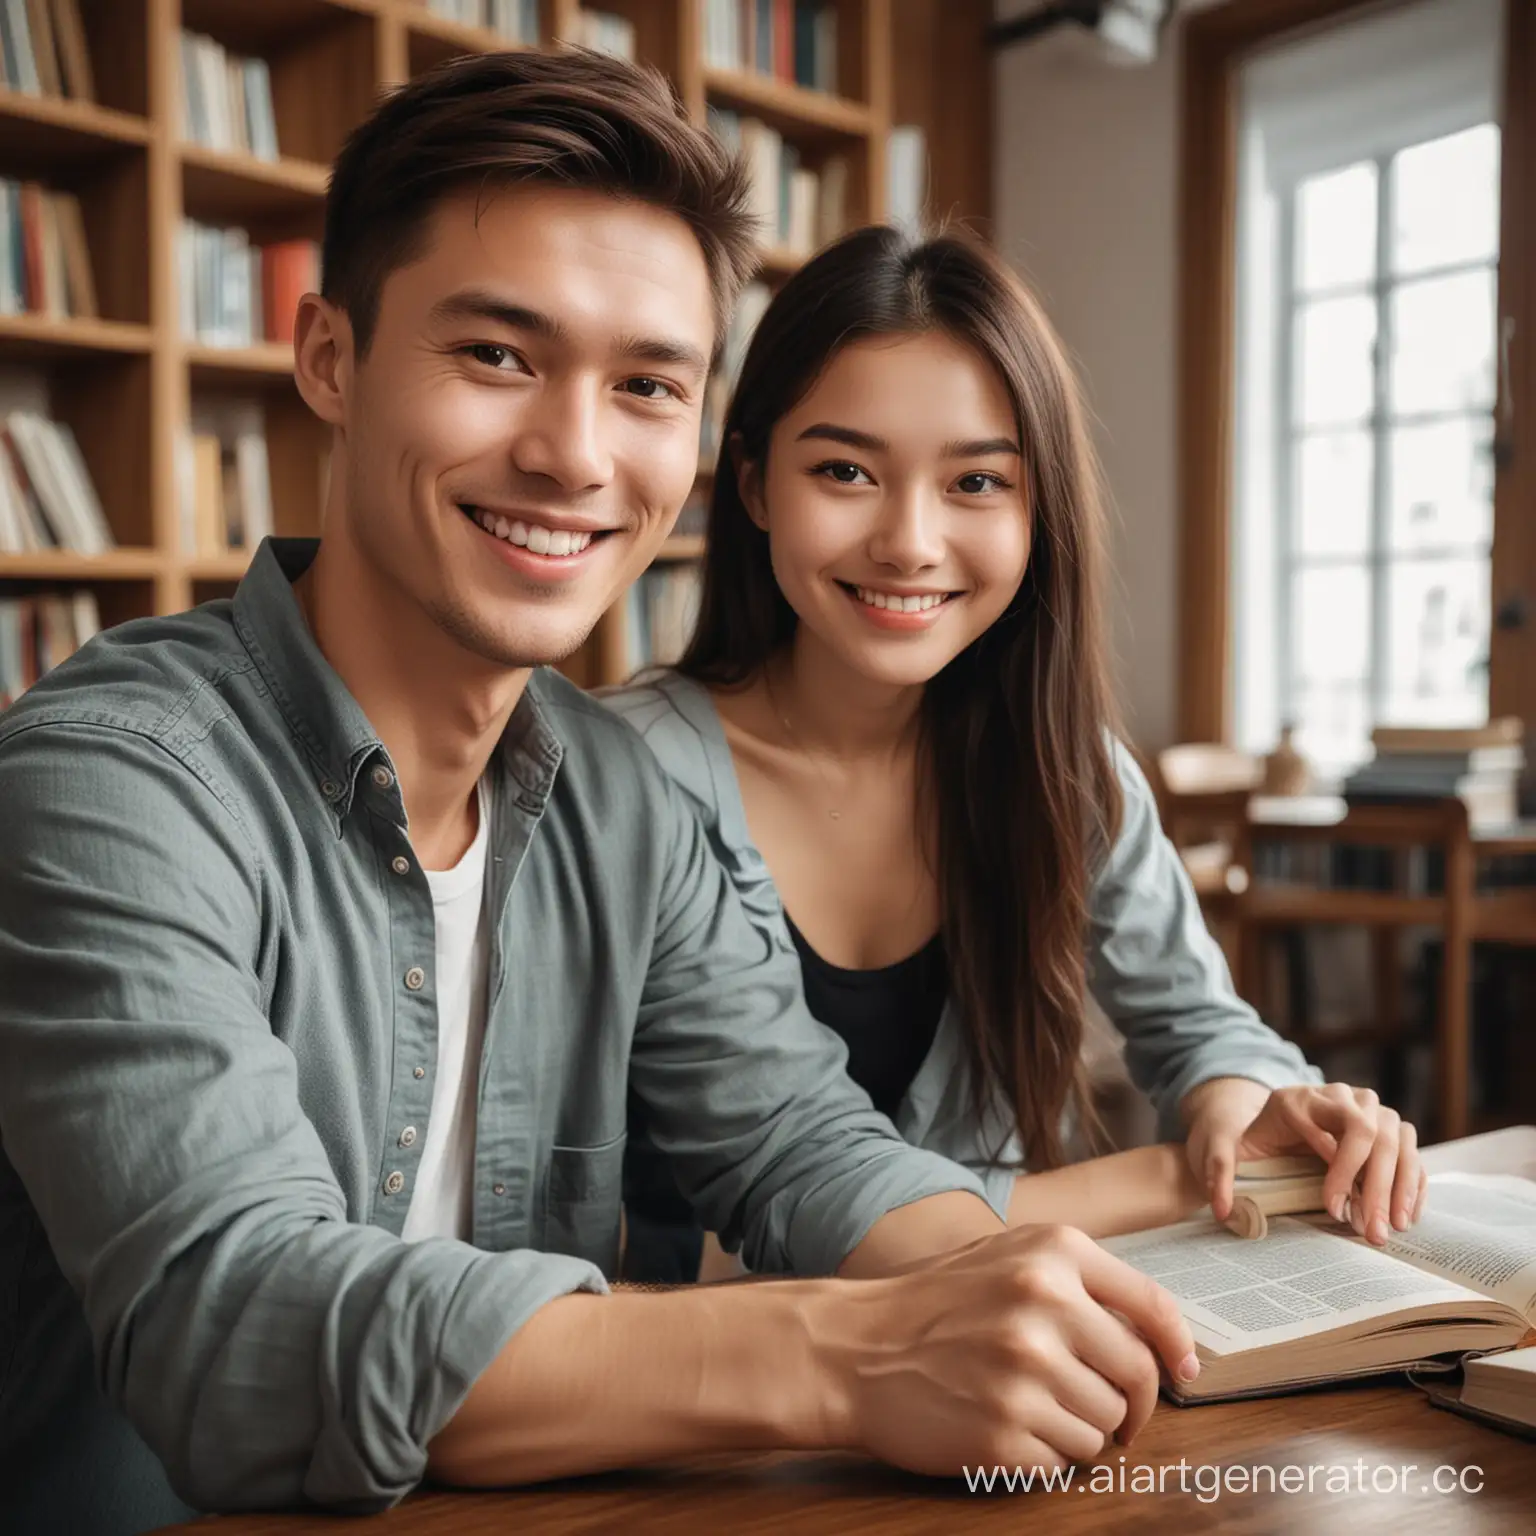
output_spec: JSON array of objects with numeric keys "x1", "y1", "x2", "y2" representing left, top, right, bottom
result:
[
  {"x1": 155, "y1": 1385, "x2": 1535, "y2": 1534},
  {"x1": 1236, "y1": 797, "x2": 1536, "y2": 1140},
  {"x1": 158, "y1": 1128, "x2": 1536, "y2": 1536}
]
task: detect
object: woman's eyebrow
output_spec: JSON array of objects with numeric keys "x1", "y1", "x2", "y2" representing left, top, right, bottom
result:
[
  {"x1": 796, "y1": 423, "x2": 886, "y2": 451},
  {"x1": 796, "y1": 424, "x2": 1021, "y2": 458},
  {"x1": 940, "y1": 436, "x2": 1021, "y2": 457}
]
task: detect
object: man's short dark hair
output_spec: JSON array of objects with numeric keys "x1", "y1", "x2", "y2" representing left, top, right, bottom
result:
[{"x1": 322, "y1": 48, "x2": 758, "y2": 357}]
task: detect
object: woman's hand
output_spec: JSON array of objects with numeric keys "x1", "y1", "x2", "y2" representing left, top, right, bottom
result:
[{"x1": 1181, "y1": 1078, "x2": 1428, "y2": 1246}]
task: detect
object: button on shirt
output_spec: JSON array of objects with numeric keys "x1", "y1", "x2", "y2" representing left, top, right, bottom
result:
[
  {"x1": 401, "y1": 777, "x2": 492, "y2": 1243},
  {"x1": 0, "y1": 539, "x2": 985, "y2": 1535}
]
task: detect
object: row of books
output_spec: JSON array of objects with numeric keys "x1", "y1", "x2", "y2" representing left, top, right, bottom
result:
[
  {"x1": 699, "y1": 280, "x2": 769, "y2": 465},
  {"x1": 0, "y1": 179, "x2": 95, "y2": 320},
  {"x1": 178, "y1": 30, "x2": 280, "y2": 163},
  {"x1": 179, "y1": 222, "x2": 318, "y2": 349},
  {"x1": 710, "y1": 109, "x2": 848, "y2": 256},
  {"x1": 702, "y1": 0, "x2": 839, "y2": 93},
  {"x1": 425, "y1": 0, "x2": 541, "y2": 40},
  {"x1": 0, "y1": 589, "x2": 100, "y2": 709},
  {"x1": 624, "y1": 564, "x2": 702, "y2": 672},
  {"x1": 568, "y1": 9, "x2": 636, "y2": 60},
  {"x1": 179, "y1": 402, "x2": 274, "y2": 558},
  {"x1": 0, "y1": 0, "x2": 93, "y2": 102},
  {"x1": 0, "y1": 409, "x2": 111, "y2": 555}
]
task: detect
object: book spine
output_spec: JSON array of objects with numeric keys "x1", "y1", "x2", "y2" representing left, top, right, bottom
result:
[
  {"x1": 260, "y1": 239, "x2": 318, "y2": 345},
  {"x1": 6, "y1": 0, "x2": 40, "y2": 95}
]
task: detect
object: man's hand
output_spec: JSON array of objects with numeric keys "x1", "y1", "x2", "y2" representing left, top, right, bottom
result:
[
  {"x1": 825, "y1": 1224, "x2": 1198, "y2": 1476},
  {"x1": 1182, "y1": 1077, "x2": 1428, "y2": 1244}
]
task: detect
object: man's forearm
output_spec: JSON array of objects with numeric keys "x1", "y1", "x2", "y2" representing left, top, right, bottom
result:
[
  {"x1": 1006, "y1": 1143, "x2": 1206, "y2": 1238},
  {"x1": 427, "y1": 1279, "x2": 852, "y2": 1485}
]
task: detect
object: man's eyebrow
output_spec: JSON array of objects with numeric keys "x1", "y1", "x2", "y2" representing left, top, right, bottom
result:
[
  {"x1": 615, "y1": 332, "x2": 710, "y2": 382},
  {"x1": 428, "y1": 290, "x2": 566, "y2": 341},
  {"x1": 796, "y1": 424, "x2": 1022, "y2": 458},
  {"x1": 426, "y1": 293, "x2": 708, "y2": 381}
]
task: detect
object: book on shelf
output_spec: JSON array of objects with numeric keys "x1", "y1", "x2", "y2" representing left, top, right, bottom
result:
[
  {"x1": 0, "y1": 587, "x2": 100, "y2": 709},
  {"x1": 0, "y1": 0, "x2": 93, "y2": 102},
  {"x1": 708, "y1": 108, "x2": 847, "y2": 257},
  {"x1": 180, "y1": 221, "x2": 320, "y2": 349},
  {"x1": 0, "y1": 409, "x2": 110, "y2": 554},
  {"x1": 568, "y1": 10, "x2": 635, "y2": 61},
  {"x1": 178, "y1": 30, "x2": 279, "y2": 162},
  {"x1": 703, "y1": 0, "x2": 838, "y2": 93},
  {"x1": 1101, "y1": 1167, "x2": 1536, "y2": 1406},
  {"x1": 887, "y1": 124, "x2": 927, "y2": 234},
  {"x1": 699, "y1": 278, "x2": 769, "y2": 465},
  {"x1": 625, "y1": 564, "x2": 702, "y2": 673},
  {"x1": 0, "y1": 180, "x2": 97, "y2": 320},
  {"x1": 429, "y1": 0, "x2": 541, "y2": 42},
  {"x1": 179, "y1": 400, "x2": 273, "y2": 559},
  {"x1": 260, "y1": 239, "x2": 319, "y2": 346}
]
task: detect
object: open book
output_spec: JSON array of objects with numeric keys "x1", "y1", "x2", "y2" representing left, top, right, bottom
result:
[{"x1": 1101, "y1": 1170, "x2": 1536, "y2": 1403}]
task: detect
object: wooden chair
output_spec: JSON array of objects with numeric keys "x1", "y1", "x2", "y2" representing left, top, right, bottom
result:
[{"x1": 1153, "y1": 743, "x2": 1265, "y2": 968}]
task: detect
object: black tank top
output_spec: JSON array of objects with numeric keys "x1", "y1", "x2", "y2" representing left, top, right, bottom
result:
[
  {"x1": 620, "y1": 917, "x2": 949, "y2": 1266},
  {"x1": 782, "y1": 915, "x2": 947, "y2": 1120}
]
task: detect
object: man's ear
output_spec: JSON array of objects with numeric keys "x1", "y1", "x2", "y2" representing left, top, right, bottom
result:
[
  {"x1": 731, "y1": 433, "x2": 768, "y2": 531},
  {"x1": 292, "y1": 293, "x2": 353, "y2": 429}
]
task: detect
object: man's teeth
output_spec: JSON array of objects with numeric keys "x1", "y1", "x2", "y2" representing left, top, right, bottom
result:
[
  {"x1": 855, "y1": 586, "x2": 950, "y2": 613},
  {"x1": 474, "y1": 508, "x2": 593, "y2": 556}
]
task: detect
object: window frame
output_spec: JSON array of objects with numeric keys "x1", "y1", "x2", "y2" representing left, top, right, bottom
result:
[{"x1": 1177, "y1": 0, "x2": 1535, "y2": 751}]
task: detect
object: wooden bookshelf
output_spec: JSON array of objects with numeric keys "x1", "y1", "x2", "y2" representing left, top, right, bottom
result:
[{"x1": 0, "y1": 0, "x2": 988, "y2": 691}]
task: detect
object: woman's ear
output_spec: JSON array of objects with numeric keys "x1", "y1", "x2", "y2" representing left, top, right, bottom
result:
[{"x1": 731, "y1": 433, "x2": 769, "y2": 532}]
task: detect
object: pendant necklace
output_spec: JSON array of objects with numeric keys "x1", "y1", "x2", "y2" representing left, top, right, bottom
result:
[{"x1": 767, "y1": 671, "x2": 847, "y2": 822}]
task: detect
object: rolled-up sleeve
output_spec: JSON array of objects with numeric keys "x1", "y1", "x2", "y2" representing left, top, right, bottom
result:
[
  {"x1": 0, "y1": 721, "x2": 605, "y2": 1513},
  {"x1": 1088, "y1": 740, "x2": 1322, "y2": 1139},
  {"x1": 627, "y1": 772, "x2": 987, "y2": 1277}
]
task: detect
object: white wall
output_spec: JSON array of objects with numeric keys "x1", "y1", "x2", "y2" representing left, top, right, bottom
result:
[{"x1": 993, "y1": 5, "x2": 1192, "y2": 749}]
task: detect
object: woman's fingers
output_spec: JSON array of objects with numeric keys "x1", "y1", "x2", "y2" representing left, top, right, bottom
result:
[
  {"x1": 1390, "y1": 1118, "x2": 1422, "y2": 1231},
  {"x1": 1312, "y1": 1084, "x2": 1380, "y2": 1223},
  {"x1": 1353, "y1": 1104, "x2": 1401, "y2": 1244}
]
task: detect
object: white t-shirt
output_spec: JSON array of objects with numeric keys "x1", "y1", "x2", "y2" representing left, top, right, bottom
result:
[{"x1": 401, "y1": 779, "x2": 491, "y2": 1244}]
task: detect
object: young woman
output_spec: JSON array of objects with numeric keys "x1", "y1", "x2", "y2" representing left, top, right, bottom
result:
[{"x1": 603, "y1": 225, "x2": 1427, "y2": 1283}]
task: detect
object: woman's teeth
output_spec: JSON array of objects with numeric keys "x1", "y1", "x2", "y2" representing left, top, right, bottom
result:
[
  {"x1": 855, "y1": 586, "x2": 951, "y2": 613},
  {"x1": 472, "y1": 507, "x2": 593, "y2": 557}
]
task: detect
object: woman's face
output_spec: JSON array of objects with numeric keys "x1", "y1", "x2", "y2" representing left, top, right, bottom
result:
[{"x1": 747, "y1": 330, "x2": 1031, "y2": 689}]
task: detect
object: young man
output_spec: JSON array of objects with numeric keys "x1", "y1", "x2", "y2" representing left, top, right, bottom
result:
[{"x1": 0, "y1": 51, "x2": 1196, "y2": 1535}]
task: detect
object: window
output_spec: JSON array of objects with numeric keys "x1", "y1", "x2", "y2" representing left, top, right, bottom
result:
[{"x1": 1231, "y1": 0, "x2": 1505, "y2": 774}]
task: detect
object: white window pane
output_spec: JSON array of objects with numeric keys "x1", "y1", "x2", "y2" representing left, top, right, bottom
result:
[
  {"x1": 1391, "y1": 124, "x2": 1500, "y2": 277},
  {"x1": 1390, "y1": 269, "x2": 1496, "y2": 415},
  {"x1": 1296, "y1": 432, "x2": 1372, "y2": 557},
  {"x1": 1388, "y1": 417, "x2": 1494, "y2": 551},
  {"x1": 1293, "y1": 564, "x2": 1371, "y2": 683},
  {"x1": 1383, "y1": 557, "x2": 1489, "y2": 723},
  {"x1": 1290, "y1": 683, "x2": 1370, "y2": 768},
  {"x1": 1296, "y1": 162, "x2": 1378, "y2": 293},
  {"x1": 1296, "y1": 296, "x2": 1377, "y2": 427}
]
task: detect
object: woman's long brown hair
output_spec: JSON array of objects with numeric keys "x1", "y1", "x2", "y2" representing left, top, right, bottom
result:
[{"x1": 678, "y1": 225, "x2": 1124, "y2": 1170}]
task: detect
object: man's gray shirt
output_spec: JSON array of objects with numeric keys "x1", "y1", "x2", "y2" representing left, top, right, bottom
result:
[{"x1": 0, "y1": 539, "x2": 985, "y2": 1533}]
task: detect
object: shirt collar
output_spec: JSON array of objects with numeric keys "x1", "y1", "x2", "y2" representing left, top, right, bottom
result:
[
  {"x1": 233, "y1": 537, "x2": 565, "y2": 831},
  {"x1": 234, "y1": 538, "x2": 388, "y2": 828}
]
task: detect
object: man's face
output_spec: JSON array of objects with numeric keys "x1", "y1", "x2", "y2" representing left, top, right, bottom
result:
[{"x1": 335, "y1": 184, "x2": 715, "y2": 668}]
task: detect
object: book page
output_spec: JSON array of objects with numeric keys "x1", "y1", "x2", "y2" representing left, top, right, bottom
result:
[
  {"x1": 1369, "y1": 1173, "x2": 1536, "y2": 1321},
  {"x1": 1103, "y1": 1216, "x2": 1480, "y2": 1354}
]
